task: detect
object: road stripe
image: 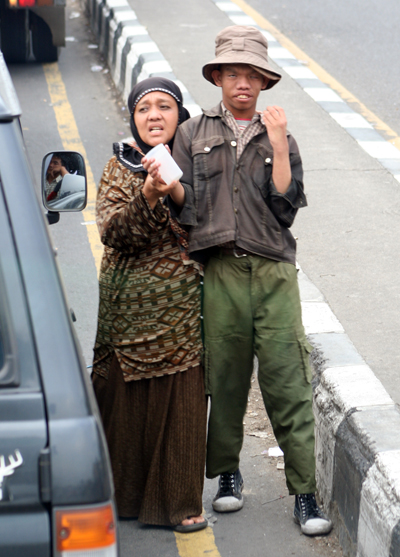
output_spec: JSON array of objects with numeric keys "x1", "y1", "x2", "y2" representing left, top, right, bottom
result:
[
  {"x1": 175, "y1": 528, "x2": 221, "y2": 557},
  {"x1": 42, "y1": 62, "x2": 103, "y2": 273}
]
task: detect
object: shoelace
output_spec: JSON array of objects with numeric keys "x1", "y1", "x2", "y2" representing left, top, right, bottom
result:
[
  {"x1": 219, "y1": 473, "x2": 236, "y2": 494},
  {"x1": 298, "y1": 494, "x2": 323, "y2": 519}
]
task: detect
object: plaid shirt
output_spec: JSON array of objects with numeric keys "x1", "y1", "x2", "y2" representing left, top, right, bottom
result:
[
  {"x1": 221, "y1": 103, "x2": 267, "y2": 249},
  {"x1": 222, "y1": 103, "x2": 265, "y2": 160}
]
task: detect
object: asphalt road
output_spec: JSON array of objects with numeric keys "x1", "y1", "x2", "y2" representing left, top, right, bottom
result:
[{"x1": 247, "y1": 0, "x2": 400, "y2": 139}]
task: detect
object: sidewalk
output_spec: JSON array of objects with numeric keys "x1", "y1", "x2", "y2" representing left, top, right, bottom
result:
[{"x1": 86, "y1": 0, "x2": 400, "y2": 553}]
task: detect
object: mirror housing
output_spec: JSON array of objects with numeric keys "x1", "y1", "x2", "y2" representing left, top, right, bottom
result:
[{"x1": 41, "y1": 151, "x2": 88, "y2": 223}]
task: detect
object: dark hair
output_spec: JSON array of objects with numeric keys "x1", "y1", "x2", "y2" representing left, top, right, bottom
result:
[{"x1": 51, "y1": 153, "x2": 67, "y2": 167}]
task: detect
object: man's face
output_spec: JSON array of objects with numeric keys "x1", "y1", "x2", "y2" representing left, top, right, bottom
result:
[
  {"x1": 48, "y1": 156, "x2": 62, "y2": 174},
  {"x1": 211, "y1": 64, "x2": 269, "y2": 119}
]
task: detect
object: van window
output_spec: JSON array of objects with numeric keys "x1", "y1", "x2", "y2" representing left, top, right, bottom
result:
[
  {"x1": 0, "y1": 186, "x2": 19, "y2": 387},
  {"x1": 0, "y1": 325, "x2": 4, "y2": 369},
  {"x1": 0, "y1": 269, "x2": 17, "y2": 386},
  {"x1": 0, "y1": 177, "x2": 42, "y2": 390}
]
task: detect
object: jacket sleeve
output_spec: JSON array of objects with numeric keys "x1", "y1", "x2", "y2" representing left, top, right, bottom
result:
[
  {"x1": 267, "y1": 134, "x2": 307, "y2": 228},
  {"x1": 167, "y1": 126, "x2": 197, "y2": 226},
  {"x1": 96, "y1": 157, "x2": 169, "y2": 252}
]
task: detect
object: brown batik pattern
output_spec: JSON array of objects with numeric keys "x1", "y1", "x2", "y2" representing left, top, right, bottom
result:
[{"x1": 93, "y1": 156, "x2": 202, "y2": 382}]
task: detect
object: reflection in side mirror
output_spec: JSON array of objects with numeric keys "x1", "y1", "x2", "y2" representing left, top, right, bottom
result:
[{"x1": 42, "y1": 151, "x2": 88, "y2": 215}]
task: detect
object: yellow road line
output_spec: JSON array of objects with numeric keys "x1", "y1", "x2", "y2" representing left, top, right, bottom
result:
[
  {"x1": 43, "y1": 62, "x2": 103, "y2": 273},
  {"x1": 175, "y1": 527, "x2": 221, "y2": 557},
  {"x1": 43, "y1": 61, "x2": 221, "y2": 557},
  {"x1": 231, "y1": 0, "x2": 400, "y2": 150}
]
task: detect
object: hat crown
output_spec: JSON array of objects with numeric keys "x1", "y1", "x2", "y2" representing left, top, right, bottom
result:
[
  {"x1": 215, "y1": 26, "x2": 269, "y2": 62},
  {"x1": 202, "y1": 25, "x2": 282, "y2": 90}
]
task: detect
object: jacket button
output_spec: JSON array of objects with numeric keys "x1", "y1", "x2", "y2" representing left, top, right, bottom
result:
[
  {"x1": 265, "y1": 157, "x2": 271, "y2": 163},
  {"x1": 234, "y1": 187, "x2": 238, "y2": 192},
  {"x1": 231, "y1": 141, "x2": 237, "y2": 147},
  {"x1": 234, "y1": 208, "x2": 238, "y2": 213},
  {"x1": 204, "y1": 146, "x2": 210, "y2": 152}
]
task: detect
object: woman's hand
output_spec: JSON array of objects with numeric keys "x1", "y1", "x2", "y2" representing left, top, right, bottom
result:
[{"x1": 141, "y1": 151, "x2": 185, "y2": 209}]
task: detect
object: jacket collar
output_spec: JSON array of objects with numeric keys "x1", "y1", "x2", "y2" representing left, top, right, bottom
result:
[
  {"x1": 202, "y1": 103, "x2": 225, "y2": 118},
  {"x1": 202, "y1": 102, "x2": 263, "y2": 125}
]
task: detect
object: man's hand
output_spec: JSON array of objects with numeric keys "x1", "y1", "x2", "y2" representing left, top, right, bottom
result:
[
  {"x1": 52, "y1": 159, "x2": 68, "y2": 176},
  {"x1": 262, "y1": 105, "x2": 291, "y2": 194},
  {"x1": 262, "y1": 105, "x2": 288, "y2": 153}
]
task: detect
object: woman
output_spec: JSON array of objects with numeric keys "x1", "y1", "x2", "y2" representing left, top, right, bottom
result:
[{"x1": 92, "y1": 77, "x2": 207, "y2": 533}]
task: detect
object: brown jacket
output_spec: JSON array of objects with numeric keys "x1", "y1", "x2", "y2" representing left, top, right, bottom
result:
[{"x1": 170, "y1": 103, "x2": 307, "y2": 265}]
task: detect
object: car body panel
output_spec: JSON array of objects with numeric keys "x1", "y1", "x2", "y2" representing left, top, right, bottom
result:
[{"x1": 0, "y1": 51, "x2": 116, "y2": 555}]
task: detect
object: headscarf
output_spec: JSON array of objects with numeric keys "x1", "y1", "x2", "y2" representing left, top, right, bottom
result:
[
  {"x1": 122, "y1": 78, "x2": 198, "y2": 271},
  {"x1": 127, "y1": 77, "x2": 190, "y2": 156}
]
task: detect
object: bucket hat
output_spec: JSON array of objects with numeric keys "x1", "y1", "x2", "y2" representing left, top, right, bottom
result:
[{"x1": 202, "y1": 25, "x2": 281, "y2": 90}]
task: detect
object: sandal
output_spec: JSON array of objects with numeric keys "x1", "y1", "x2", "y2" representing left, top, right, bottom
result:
[{"x1": 173, "y1": 517, "x2": 208, "y2": 533}]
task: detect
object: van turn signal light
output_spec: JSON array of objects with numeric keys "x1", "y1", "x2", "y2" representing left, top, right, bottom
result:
[{"x1": 56, "y1": 503, "x2": 116, "y2": 552}]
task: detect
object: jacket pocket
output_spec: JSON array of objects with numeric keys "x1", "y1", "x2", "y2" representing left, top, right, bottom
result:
[
  {"x1": 191, "y1": 136, "x2": 227, "y2": 230},
  {"x1": 249, "y1": 143, "x2": 274, "y2": 197},
  {"x1": 191, "y1": 136, "x2": 225, "y2": 181}
]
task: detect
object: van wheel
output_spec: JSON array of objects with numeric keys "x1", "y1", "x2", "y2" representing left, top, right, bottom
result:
[
  {"x1": 30, "y1": 12, "x2": 59, "y2": 62},
  {"x1": 0, "y1": 8, "x2": 29, "y2": 63}
]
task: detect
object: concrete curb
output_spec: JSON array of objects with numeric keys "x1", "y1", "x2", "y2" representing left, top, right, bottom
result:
[
  {"x1": 86, "y1": 1, "x2": 400, "y2": 554},
  {"x1": 299, "y1": 269, "x2": 400, "y2": 557},
  {"x1": 87, "y1": 0, "x2": 201, "y2": 115}
]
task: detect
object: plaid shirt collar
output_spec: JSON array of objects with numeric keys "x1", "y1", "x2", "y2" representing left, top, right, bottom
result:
[{"x1": 221, "y1": 102, "x2": 265, "y2": 159}]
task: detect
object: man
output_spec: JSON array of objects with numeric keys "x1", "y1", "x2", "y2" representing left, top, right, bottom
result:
[
  {"x1": 168, "y1": 25, "x2": 332, "y2": 536},
  {"x1": 45, "y1": 154, "x2": 68, "y2": 202}
]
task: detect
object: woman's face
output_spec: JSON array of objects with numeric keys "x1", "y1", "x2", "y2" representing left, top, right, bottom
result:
[{"x1": 134, "y1": 91, "x2": 179, "y2": 147}]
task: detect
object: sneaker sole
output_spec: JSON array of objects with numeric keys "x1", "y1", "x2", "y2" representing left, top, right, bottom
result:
[
  {"x1": 212, "y1": 496, "x2": 244, "y2": 513},
  {"x1": 294, "y1": 515, "x2": 333, "y2": 536}
]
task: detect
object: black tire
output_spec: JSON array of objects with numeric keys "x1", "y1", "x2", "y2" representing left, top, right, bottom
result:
[
  {"x1": 0, "y1": 8, "x2": 29, "y2": 63},
  {"x1": 30, "y1": 11, "x2": 59, "y2": 63}
]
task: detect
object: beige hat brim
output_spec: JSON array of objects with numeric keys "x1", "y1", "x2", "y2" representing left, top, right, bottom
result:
[{"x1": 202, "y1": 54, "x2": 282, "y2": 90}]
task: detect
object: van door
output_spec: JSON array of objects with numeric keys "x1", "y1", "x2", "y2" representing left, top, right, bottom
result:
[{"x1": 0, "y1": 181, "x2": 51, "y2": 557}]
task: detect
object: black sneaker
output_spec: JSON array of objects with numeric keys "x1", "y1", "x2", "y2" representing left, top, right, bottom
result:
[
  {"x1": 212, "y1": 469, "x2": 244, "y2": 512},
  {"x1": 294, "y1": 493, "x2": 333, "y2": 536}
]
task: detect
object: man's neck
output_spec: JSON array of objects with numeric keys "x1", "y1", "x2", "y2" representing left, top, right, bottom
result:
[{"x1": 221, "y1": 102, "x2": 257, "y2": 121}]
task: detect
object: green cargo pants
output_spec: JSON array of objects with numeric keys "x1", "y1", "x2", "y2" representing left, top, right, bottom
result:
[{"x1": 203, "y1": 252, "x2": 316, "y2": 495}]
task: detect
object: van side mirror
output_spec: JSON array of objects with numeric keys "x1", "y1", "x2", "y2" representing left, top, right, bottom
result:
[{"x1": 42, "y1": 151, "x2": 88, "y2": 223}]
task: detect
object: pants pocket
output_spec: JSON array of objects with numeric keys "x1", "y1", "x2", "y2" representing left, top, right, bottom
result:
[
  {"x1": 298, "y1": 337, "x2": 314, "y2": 383},
  {"x1": 203, "y1": 346, "x2": 212, "y2": 395}
]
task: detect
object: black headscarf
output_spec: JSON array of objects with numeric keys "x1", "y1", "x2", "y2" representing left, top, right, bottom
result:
[{"x1": 127, "y1": 77, "x2": 190, "y2": 156}]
